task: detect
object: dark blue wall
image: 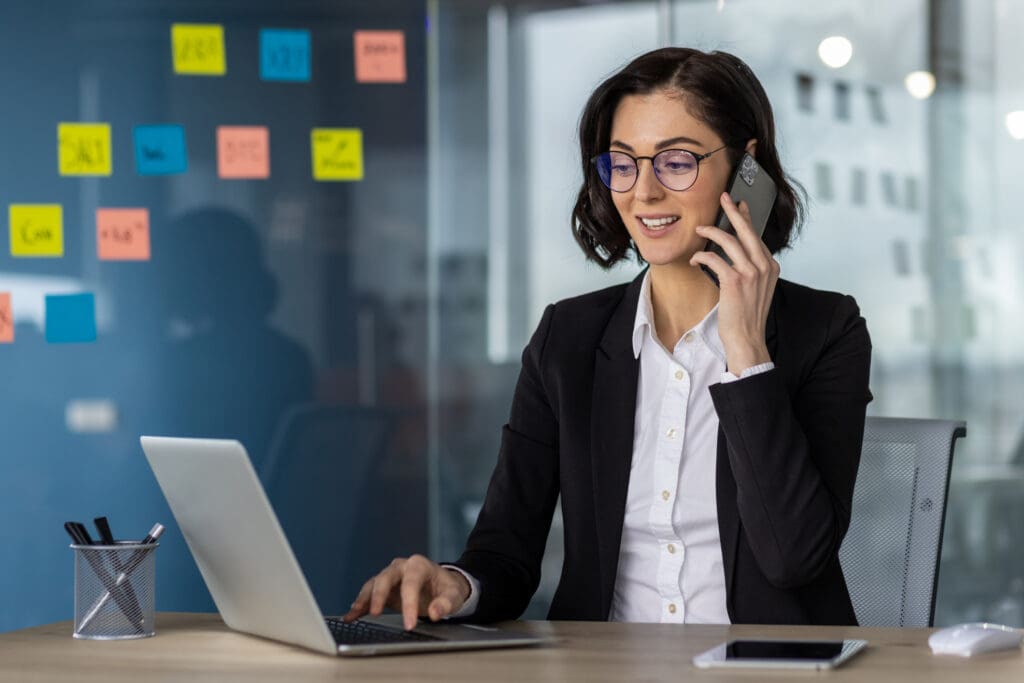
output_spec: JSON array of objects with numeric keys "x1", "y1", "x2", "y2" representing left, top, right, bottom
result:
[{"x1": 0, "y1": 0, "x2": 430, "y2": 631}]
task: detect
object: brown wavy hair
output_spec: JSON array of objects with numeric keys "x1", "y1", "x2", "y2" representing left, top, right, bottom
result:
[{"x1": 571, "y1": 47, "x2": 805, "y2": 267}]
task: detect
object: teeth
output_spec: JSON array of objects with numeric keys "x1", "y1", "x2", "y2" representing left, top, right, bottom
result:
[{"x1": 640, "y1": 216, "x2": 679, "y2": 228}]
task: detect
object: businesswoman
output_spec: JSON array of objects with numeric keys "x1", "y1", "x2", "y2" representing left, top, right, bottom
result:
[{"x1": 345, "y1": 47, "x2": 872, "y2": 628}]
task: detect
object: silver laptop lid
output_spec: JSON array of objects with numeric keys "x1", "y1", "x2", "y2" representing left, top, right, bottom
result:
[{"x1": 140, "y1": 436, "x2": 338, "y2": 655}]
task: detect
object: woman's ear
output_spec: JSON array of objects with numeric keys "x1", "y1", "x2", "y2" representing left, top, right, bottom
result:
[{"x1": 744, "y1": 138, "x2": 758, "y2": 156}]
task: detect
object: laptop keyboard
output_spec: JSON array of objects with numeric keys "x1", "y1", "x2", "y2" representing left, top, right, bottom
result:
[{"x1": 325, "y1": 617, "x2": 442, "y2": 645}]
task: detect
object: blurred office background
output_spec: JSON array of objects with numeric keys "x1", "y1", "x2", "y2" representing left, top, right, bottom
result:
[{"x1": 1, "y1": 0, "x2": 1022, "y2": 631}]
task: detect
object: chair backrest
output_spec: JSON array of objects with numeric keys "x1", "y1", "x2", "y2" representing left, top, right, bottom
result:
[
  {"x1": 838, "y1": 416, "x2": 966, "y2": 627},
  {"x1": 260, "y1": 403, "x2": 394, "y2": 615}
]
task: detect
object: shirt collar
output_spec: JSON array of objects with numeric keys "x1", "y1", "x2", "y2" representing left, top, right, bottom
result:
[{"x1": 631, "y1": 270, "x2": 727, "y2": 364}]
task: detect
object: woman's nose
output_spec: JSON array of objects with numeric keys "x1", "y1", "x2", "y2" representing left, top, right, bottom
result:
[{"x1": 633, "y1": 159, "x2": 664, "y2": 201}]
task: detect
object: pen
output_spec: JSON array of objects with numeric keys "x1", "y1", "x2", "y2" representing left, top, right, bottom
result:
[
  {"x1": 77, "y1": 523, "x2": 164, "y2": 632},
  {"x1": 93, "y1": 516, "x2": 145, "y2": 624},
  {"x1": 65, "y1": 522, "x2": 145, "y2": 633},
  {"x1": 94, "y1": 517, "x2": 115, "y2": 545}
]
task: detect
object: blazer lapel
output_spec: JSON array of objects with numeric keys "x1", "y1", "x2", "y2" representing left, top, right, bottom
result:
[{"x1": 591, "y1": 272, "x2": 644, "y2": 619}]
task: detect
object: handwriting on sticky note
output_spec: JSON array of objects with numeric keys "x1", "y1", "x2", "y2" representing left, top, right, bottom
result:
[
  {"x1": 9, "y1": 205, "x2": 64, "y2": 257},
  {"x1": 261, "y1": 28, "x2": 311, "y2": 82},
  {"x1": 217, "y1": 126, "x2": 270, "y2": 179},
  {"x1": 58, "y1": 123, "x2": 112, "y2": 176},
  {"x1": 172, "y1": 23, "x2": 226, "y2": 75},
  {"x1": 354, "y1": 30, "x2": 406, "y2": 83},
  {"x1": 0, "y1": 293, "x2": 12, "y2": 343},
  {"x1": 311, "y1": 128, "x2": 364, "y2": 181},
  {"x1": 97, "y1": 208, "x2": 151, "y2": 261},
  {"x1": 134, "y1": 125, "x2": 188, "y2": 175}
]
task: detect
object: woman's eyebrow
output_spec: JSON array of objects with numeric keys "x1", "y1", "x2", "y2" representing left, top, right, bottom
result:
[
  {"x1": 609, "y1": 136, "x2": 706, "y2": 153},
  {"x1": 655, "y1": 136, "x2": 704, "y2": 151}
]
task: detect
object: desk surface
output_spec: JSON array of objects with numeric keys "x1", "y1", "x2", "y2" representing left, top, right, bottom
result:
[{"x1": 1, "y1": 613, "x2": 1021, "y2": 682}]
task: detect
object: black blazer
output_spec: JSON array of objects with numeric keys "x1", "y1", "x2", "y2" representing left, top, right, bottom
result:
[{"x1": 454, "y1": 272, "x2": 872, "y2": 625}]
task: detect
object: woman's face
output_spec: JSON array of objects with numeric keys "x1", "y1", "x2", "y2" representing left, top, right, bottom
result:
[{"x1": 607, "y1": 89, "x2": 734, "y2": 269}]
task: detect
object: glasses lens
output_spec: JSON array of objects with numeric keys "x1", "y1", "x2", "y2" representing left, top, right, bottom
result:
[
  {"x1": 653, "y1": 150, "x2": 699, "y2": 190},
  {"x1": 595, "y1": 152, "x2": 637, "y2": 192}
]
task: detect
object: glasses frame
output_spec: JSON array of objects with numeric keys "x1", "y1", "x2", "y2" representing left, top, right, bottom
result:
[{"x1": 592, "y1": 144, "x2": 729, "y2": 192}]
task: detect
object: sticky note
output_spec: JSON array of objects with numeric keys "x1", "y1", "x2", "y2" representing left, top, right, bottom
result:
[
  {"x1": 134, "y1": 125, "x2": 188, "y2": 175},
  {"x1": 58, "y1": 123, "x2": 112, "y2": 176},
  {"x1": 353, "y1": 30, "x2": 406, "y2": 83},
  {"x1": 217, "y1": 126, "x2": 270, "y2": 179},
  {"x1": 0, "y1": 293, "x2": 12, "y2": 343},
  {"x1": 172, "y1": 23, "x2": 226, "y2": 75},
  {"x1": 311, "y1": 128, "x2": 364, "y2": 181},
  {"x1": 260, "y1": 28, "x2": 311, "y2": 82},
  {"x1": 45, "y1": 293, "x2": 96, "y2": 344},
  {"x1": 10, "y1": 204, "x2": 63, "y2": 257},
  {"x1": 97, "y1": 208, "x2": 151, "y2": 261}
]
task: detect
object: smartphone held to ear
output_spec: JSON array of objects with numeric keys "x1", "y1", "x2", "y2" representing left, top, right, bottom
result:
[{"x1": 700, "y1": 153, "x2": 778, "y2": 286}]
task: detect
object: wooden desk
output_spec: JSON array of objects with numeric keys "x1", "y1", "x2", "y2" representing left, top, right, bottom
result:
[{"x1": 1, "y1": 613, "x2": 1021, "y2": 682}]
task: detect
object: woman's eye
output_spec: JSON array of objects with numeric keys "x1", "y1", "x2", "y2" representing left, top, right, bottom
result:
[
  {"x1": 663, "y1": 161, "x2": 695, "y2": 173},
  {"x1": 612, "y1": 165, "x2": 635, "y2": 176}
]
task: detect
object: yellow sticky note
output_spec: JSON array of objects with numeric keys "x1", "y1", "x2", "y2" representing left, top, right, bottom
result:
[
  {"x1": 10, "y1": 204, "x2": 64, "y2": 257},
  {"x1": 172, "y1": 23, "x2": 226, "y2": 76},
  {"x1": 311, "y1": 128, "x2": 364, "y2": 181},
  {"x1": 58, "y1": 123, "x2": 112, "y2": 176}
]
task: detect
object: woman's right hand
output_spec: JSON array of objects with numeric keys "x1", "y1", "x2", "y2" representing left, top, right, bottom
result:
[{"x1": 342, "y1": 555, "x2": 471, "y2": 630}]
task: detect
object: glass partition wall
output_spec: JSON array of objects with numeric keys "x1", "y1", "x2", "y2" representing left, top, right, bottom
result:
[{"x1": 430, "y1": 0, "x2": 1024, "y2": 624}]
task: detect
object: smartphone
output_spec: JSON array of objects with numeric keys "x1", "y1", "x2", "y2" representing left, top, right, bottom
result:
[
  {"x1": 692, "y1": 639, "x2": 868, "y2": 670},
  {"x1": 700, "y1": 152, "x2": 778, "y2": 286}
]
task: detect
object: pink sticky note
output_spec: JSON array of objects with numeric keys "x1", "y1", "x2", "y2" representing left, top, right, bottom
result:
[
  {"x1": 217, "y1": 126, "x2": 270, "y2": 179},
  {"x1": 97, "y1": 208, "x2": 151, "y2": 261},
  {"x1": 354, "y1": 30, "x2": 406, "y2": 83},
  {"x1": 0, "y1": 292, "x2": 12, "y2": 343}
]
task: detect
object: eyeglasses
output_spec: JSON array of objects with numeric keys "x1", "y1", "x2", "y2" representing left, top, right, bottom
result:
[{"x1": 592, "y1": 144, "x2": 728, "y2": 192}]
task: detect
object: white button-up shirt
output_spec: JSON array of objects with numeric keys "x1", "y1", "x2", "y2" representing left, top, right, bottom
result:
[
  {"x1": 450, "y1": 272, "x2": 772, "y2": 622},
  {"x1": 608, "y1": 272, "x2": 771, "y2": 624}
]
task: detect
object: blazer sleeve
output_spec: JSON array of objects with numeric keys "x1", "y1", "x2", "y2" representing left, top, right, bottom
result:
[
  {"x1": 452, "y1": 304, "x2": 561, "y2": 622},
  {"x1": 708, "y1": 294, "x2": 872, "y2": 589}
]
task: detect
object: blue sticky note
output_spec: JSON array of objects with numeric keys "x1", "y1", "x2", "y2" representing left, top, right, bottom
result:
[
  {"x1": 133, "y1": 125, "x2": 188, "y2": 176},
  {"x1": 45, "y1": 293, "x2": 97, "y2": 343},
  {"x1": 260, "y1": 29, "x2": 311, "y2": 82}
]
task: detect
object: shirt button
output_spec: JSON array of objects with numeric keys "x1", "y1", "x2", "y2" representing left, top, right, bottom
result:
[
  {"x1": 667, "y1": 544, "x2": 676, "y2": 554},
  {"x1": 661, "y1": 490, "x2": 670, "y2": 501},
  {"x1": 668, "y1": 603, "x2": 677, "y2": 614},
  {"x1": 683, "y1": 332, "x2": 696, "y2": 343},
  {"x1": 674, "y1": 370, "x2": 684, "y2": 380},
  {"x1": 665, "y1": 427, "x2": 677, "y2": 439}
]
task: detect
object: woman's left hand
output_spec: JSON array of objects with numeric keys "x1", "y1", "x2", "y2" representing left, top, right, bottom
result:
[{"x1": 689, "y1": 192, "x2": 779, "y2": 375}]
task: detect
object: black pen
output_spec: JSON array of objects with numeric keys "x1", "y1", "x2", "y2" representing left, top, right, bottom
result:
[
  {"x1": 71, "y1": 522, "x2": 95, "y2": 546},
  {"x1": 93, "y1": 516, "x2": 145, "y2": 623},
  {"x1": 94, "y1": 517, "x2": 115, "y2": 545}
]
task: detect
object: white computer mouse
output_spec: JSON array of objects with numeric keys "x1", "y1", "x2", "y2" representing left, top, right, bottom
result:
[{"x1": 928, "y1": 622, "x2": 1023, "y2": 657}]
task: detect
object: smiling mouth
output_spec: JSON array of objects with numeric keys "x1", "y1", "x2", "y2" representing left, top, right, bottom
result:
[{"x1": 639, "y1": 215, "x2": 680, "y2": 230}]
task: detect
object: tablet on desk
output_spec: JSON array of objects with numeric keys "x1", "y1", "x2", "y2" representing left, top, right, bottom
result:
[{"x1": 692, "y1": 639, "x2": 867, "y2": 670}]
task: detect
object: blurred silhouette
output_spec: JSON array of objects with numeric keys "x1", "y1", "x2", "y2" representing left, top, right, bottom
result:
[
  {"x1": 151, "y1": 207, "x2": 315, "y2": 611},
  {"x1": 154, "y1": 207, "x2": 314, "y2": 472}
]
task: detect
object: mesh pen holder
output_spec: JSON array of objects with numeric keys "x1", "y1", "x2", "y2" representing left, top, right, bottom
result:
[{"x1": 71, "y1": 542, "x2": 157, "y2": 640}]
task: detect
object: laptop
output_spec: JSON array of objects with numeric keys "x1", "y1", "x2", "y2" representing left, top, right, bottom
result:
[{"x1": 139, "y1": 435, "x2": 547, "y2": 656}]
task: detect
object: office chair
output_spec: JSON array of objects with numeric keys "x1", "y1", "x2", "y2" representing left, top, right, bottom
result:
[
  {"x1": 260, "y1": 403, "x2": 394, "y2": 616},
  {"x1": 838, "y1": 416, "x2": 967, "y2": 627}
]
